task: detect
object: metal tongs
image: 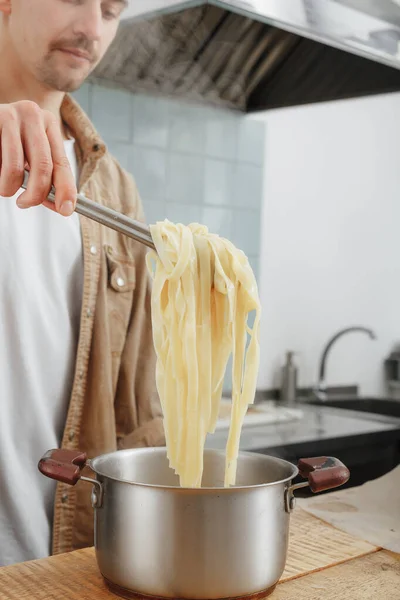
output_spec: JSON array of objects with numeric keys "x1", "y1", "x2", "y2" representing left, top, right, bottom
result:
[{"x1": 21, "y1": 170, "x2": 155, "y2": 250}]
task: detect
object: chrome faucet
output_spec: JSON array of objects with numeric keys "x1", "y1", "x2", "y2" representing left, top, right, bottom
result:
[{"x1": 313, "y1": 326, "x2": 377, "y2": 402}]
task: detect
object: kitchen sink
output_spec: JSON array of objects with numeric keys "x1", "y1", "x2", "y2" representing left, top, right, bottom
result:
[{"x1": 307, "y1": 397, "x2": 400, "y2": 418}]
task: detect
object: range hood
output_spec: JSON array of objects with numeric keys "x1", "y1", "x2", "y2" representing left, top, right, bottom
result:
[{"x1": 91, "y1": 0, "x2": 400, "y2": 112}]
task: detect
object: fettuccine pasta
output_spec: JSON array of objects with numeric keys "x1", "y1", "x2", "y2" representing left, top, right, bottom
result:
[{"x1": 147, "y1": 220, "x2": 261, "y2": 488}]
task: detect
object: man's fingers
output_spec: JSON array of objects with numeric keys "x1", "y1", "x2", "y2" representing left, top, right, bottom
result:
[
  {"x1": 45, "y1": 112, "x2": 76, "y2": 217},
  {"x1": 0, "y1": 102, "x2": 76, "y2": 216},
  {"x1": 17, "y1": 104, "x2": 53, "y2": 209},
  {"x1": 0, "y1": 121, "x2": 25, "y2": 197}
]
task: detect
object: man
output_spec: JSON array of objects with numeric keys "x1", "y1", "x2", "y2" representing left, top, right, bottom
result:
[{"x1": 0, "y1": 0, "x2": 164, "y2": 566}]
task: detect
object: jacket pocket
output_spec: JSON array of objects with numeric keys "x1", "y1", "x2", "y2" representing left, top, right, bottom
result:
[
  {"x1": 105, "y1": 245, "x2": 136, "y2": 292},
  {"x1": 105, "y1": 245, "x2": 136, "y2": 356}
]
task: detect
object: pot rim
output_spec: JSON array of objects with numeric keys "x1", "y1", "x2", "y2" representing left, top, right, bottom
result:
[{"x1": 89, "y1": 448, "x2": 299, "y2": 491}]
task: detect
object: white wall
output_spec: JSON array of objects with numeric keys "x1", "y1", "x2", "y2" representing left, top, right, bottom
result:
[{"x1": 254, "y1": 92, "x2": 400, "y2": 396}]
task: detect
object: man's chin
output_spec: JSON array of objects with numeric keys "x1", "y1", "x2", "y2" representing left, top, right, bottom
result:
[
  {"x1": 61, "y1": 78, "x2": 88, "y2": 93},
  {"x1": 45, "y1": 73, "x2": 90, "y2": 93},
  {"x1": 40, "y1": 62, "x2": 94, "y2": 92}
]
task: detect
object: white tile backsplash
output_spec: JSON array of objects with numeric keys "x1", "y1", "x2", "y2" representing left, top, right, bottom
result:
[
  {"x1": 204, "y1": 159, "x2": 235, "y2": 206},
  {"x1": 72, "y1": 84, "x2": 91, "y2": 115},
  {"x1": 201, "y1": 207, "x2": 232, "y2": 239},
  {"x1": 169, "y1": 103, "x2": 206, "y2": 155},
  {"x1": 237, "y1": 120, "x2": 266, "y2": 165},
  {"x1": 132, "y1": 94, "x2": 169, "y2": 149},
  {"x1": 106, "y1": 142, "x2": 131, "y2": 170},
  {"x1": 231, "y1": 209, "x2": 261, "y2": 256},
  {"x1": 165, "y1": 203, "x2": 201, "y2": 225},
  {"x1": 167, "y1": 154, "x2": 204, "y2": 204},
  {"x1": 73, "y1": 83, "x2": 265, "y2": 346},
  {"x1": 129, "y1": 147, "x2": 167, "y2": 202},
  {"x1": 232, "y1": 164, "x2": 264, "y2": 209},
  {"x1": 143, "y1": 200, "x2": 167, "y2": 225},
  {"x1": 248, "y1": 255, "x2": 260, "y2": 282},
  {"x1": 91, "y1": 84, "x2": 132, "y2": 142},
  {"x1": 205, "y1": 112, "x2": 239, "y2": 160}
]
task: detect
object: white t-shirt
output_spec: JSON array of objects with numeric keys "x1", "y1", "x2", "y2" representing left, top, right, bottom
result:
[{"x1": 0, "y1": 140, "x2": 83, "y2": 566}]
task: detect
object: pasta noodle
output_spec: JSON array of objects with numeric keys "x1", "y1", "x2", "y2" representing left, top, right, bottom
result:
[{"x1": 146, "y1": 220, "x2": 261, "y2": 488}]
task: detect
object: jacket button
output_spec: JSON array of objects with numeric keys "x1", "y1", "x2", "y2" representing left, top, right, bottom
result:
[
  {"x1": 116, "y1": 277, "x2": 125, "y2": 287},
  {"x1": 61, "y1": 493, "x2": 68, "y2": 504},
  {"x1": 68, "y1": 431, "x2": 75, "y2": 442},
  {"x1": 90, "y1": 245, "x2": 97, "y2": 255}
]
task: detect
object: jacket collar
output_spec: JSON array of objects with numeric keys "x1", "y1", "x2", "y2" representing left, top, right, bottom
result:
[{"x1": 60, "y1": 93, "x2": 106, "y2": 189}]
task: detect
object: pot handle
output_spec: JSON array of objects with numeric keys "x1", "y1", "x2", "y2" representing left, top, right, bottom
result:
[
  {"x1": 285, "y1": 455, "x2": 350, "y2": 513},
  {"x1": 297, "y1": 456, "x2": 350, "y2": 493},
  {"x1": 38, "y1": 448, "x2": 104, "y2": 508},
  {"x1": 38, "y1": 449, "x2": 88, "y2": 485}
]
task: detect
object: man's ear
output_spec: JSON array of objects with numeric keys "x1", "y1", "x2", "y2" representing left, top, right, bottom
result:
[{"x1": 0, "y1": 1, "x2": 11, "y2": 16}]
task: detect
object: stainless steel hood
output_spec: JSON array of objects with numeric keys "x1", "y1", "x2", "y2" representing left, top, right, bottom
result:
[{"x1": 91, "y1": 0, "x2": 400, "y2": 111}]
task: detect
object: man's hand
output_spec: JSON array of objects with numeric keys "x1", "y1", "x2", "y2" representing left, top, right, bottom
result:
[{"x1": 0, "y1": 101, "x2": 77, "y2": 216}]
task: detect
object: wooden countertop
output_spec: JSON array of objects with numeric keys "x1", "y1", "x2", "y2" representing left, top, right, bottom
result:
[{"x1": 0, "y1": 507, "x2": 398, "y2": 600}]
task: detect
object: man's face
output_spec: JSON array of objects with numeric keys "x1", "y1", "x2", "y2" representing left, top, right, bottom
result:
[{"x1": 2, "y1": 0, "x2": 126, "y2": 92}]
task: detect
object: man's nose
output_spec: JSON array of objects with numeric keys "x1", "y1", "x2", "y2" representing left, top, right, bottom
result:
[{"x1": 73, "y1": 0, "x2": 103, "y2": 42}]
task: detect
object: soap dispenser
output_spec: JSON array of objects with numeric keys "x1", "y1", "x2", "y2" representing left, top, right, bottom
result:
[{"x1": 280, "y1": 351, "x2": 298, "y2": 406}]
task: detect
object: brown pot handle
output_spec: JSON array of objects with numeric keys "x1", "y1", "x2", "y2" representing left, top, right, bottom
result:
[
  {"x1": 38, "y1": 449, "x2": 88, "y2": 486},
  {"x1": 297, "y1": 456, "x2": 350, "y2": 493}
]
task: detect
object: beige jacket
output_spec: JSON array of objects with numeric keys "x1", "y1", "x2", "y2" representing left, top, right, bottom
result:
[{"x1": 52, "y1": 95, "x2": 164, "y2": 555}]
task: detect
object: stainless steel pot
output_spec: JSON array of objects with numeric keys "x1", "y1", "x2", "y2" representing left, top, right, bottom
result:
[{"x1": 39, "y1": 448, "x2": 349, "y2": 600}]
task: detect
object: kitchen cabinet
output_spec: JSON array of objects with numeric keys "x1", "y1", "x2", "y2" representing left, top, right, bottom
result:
[{"x1": 206, "y1": 404, "x2": 400, "y2": 493}]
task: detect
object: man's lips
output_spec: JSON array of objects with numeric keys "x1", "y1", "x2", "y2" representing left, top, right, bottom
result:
[{"x1": 56, "y1": 48, "x2": 93, "y2": 63}]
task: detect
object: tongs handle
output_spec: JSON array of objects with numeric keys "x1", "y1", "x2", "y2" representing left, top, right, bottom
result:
[{"x1": 21, "y1": 170, "x2": 155, "y2": 250}]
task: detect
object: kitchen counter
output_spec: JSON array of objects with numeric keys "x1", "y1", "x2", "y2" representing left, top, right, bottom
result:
[
  {"x1": 0, "y1": 503, "x2": 398, "y2": 599},
  {"x1": 205, "y1": 404, "x2": 400, "y2": 453}
]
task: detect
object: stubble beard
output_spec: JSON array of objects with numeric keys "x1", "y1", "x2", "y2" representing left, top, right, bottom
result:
[{"x1": 37, "y1": 52, "x2": 93, "y2": 92}]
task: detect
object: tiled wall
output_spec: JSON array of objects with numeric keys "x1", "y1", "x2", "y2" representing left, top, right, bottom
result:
[
  {"x1": 73, "y1": 83, "x2": 265, "y2": 282},
  {"x1": 73, "y1": 83, "x2": 265, "y2": 392}
]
